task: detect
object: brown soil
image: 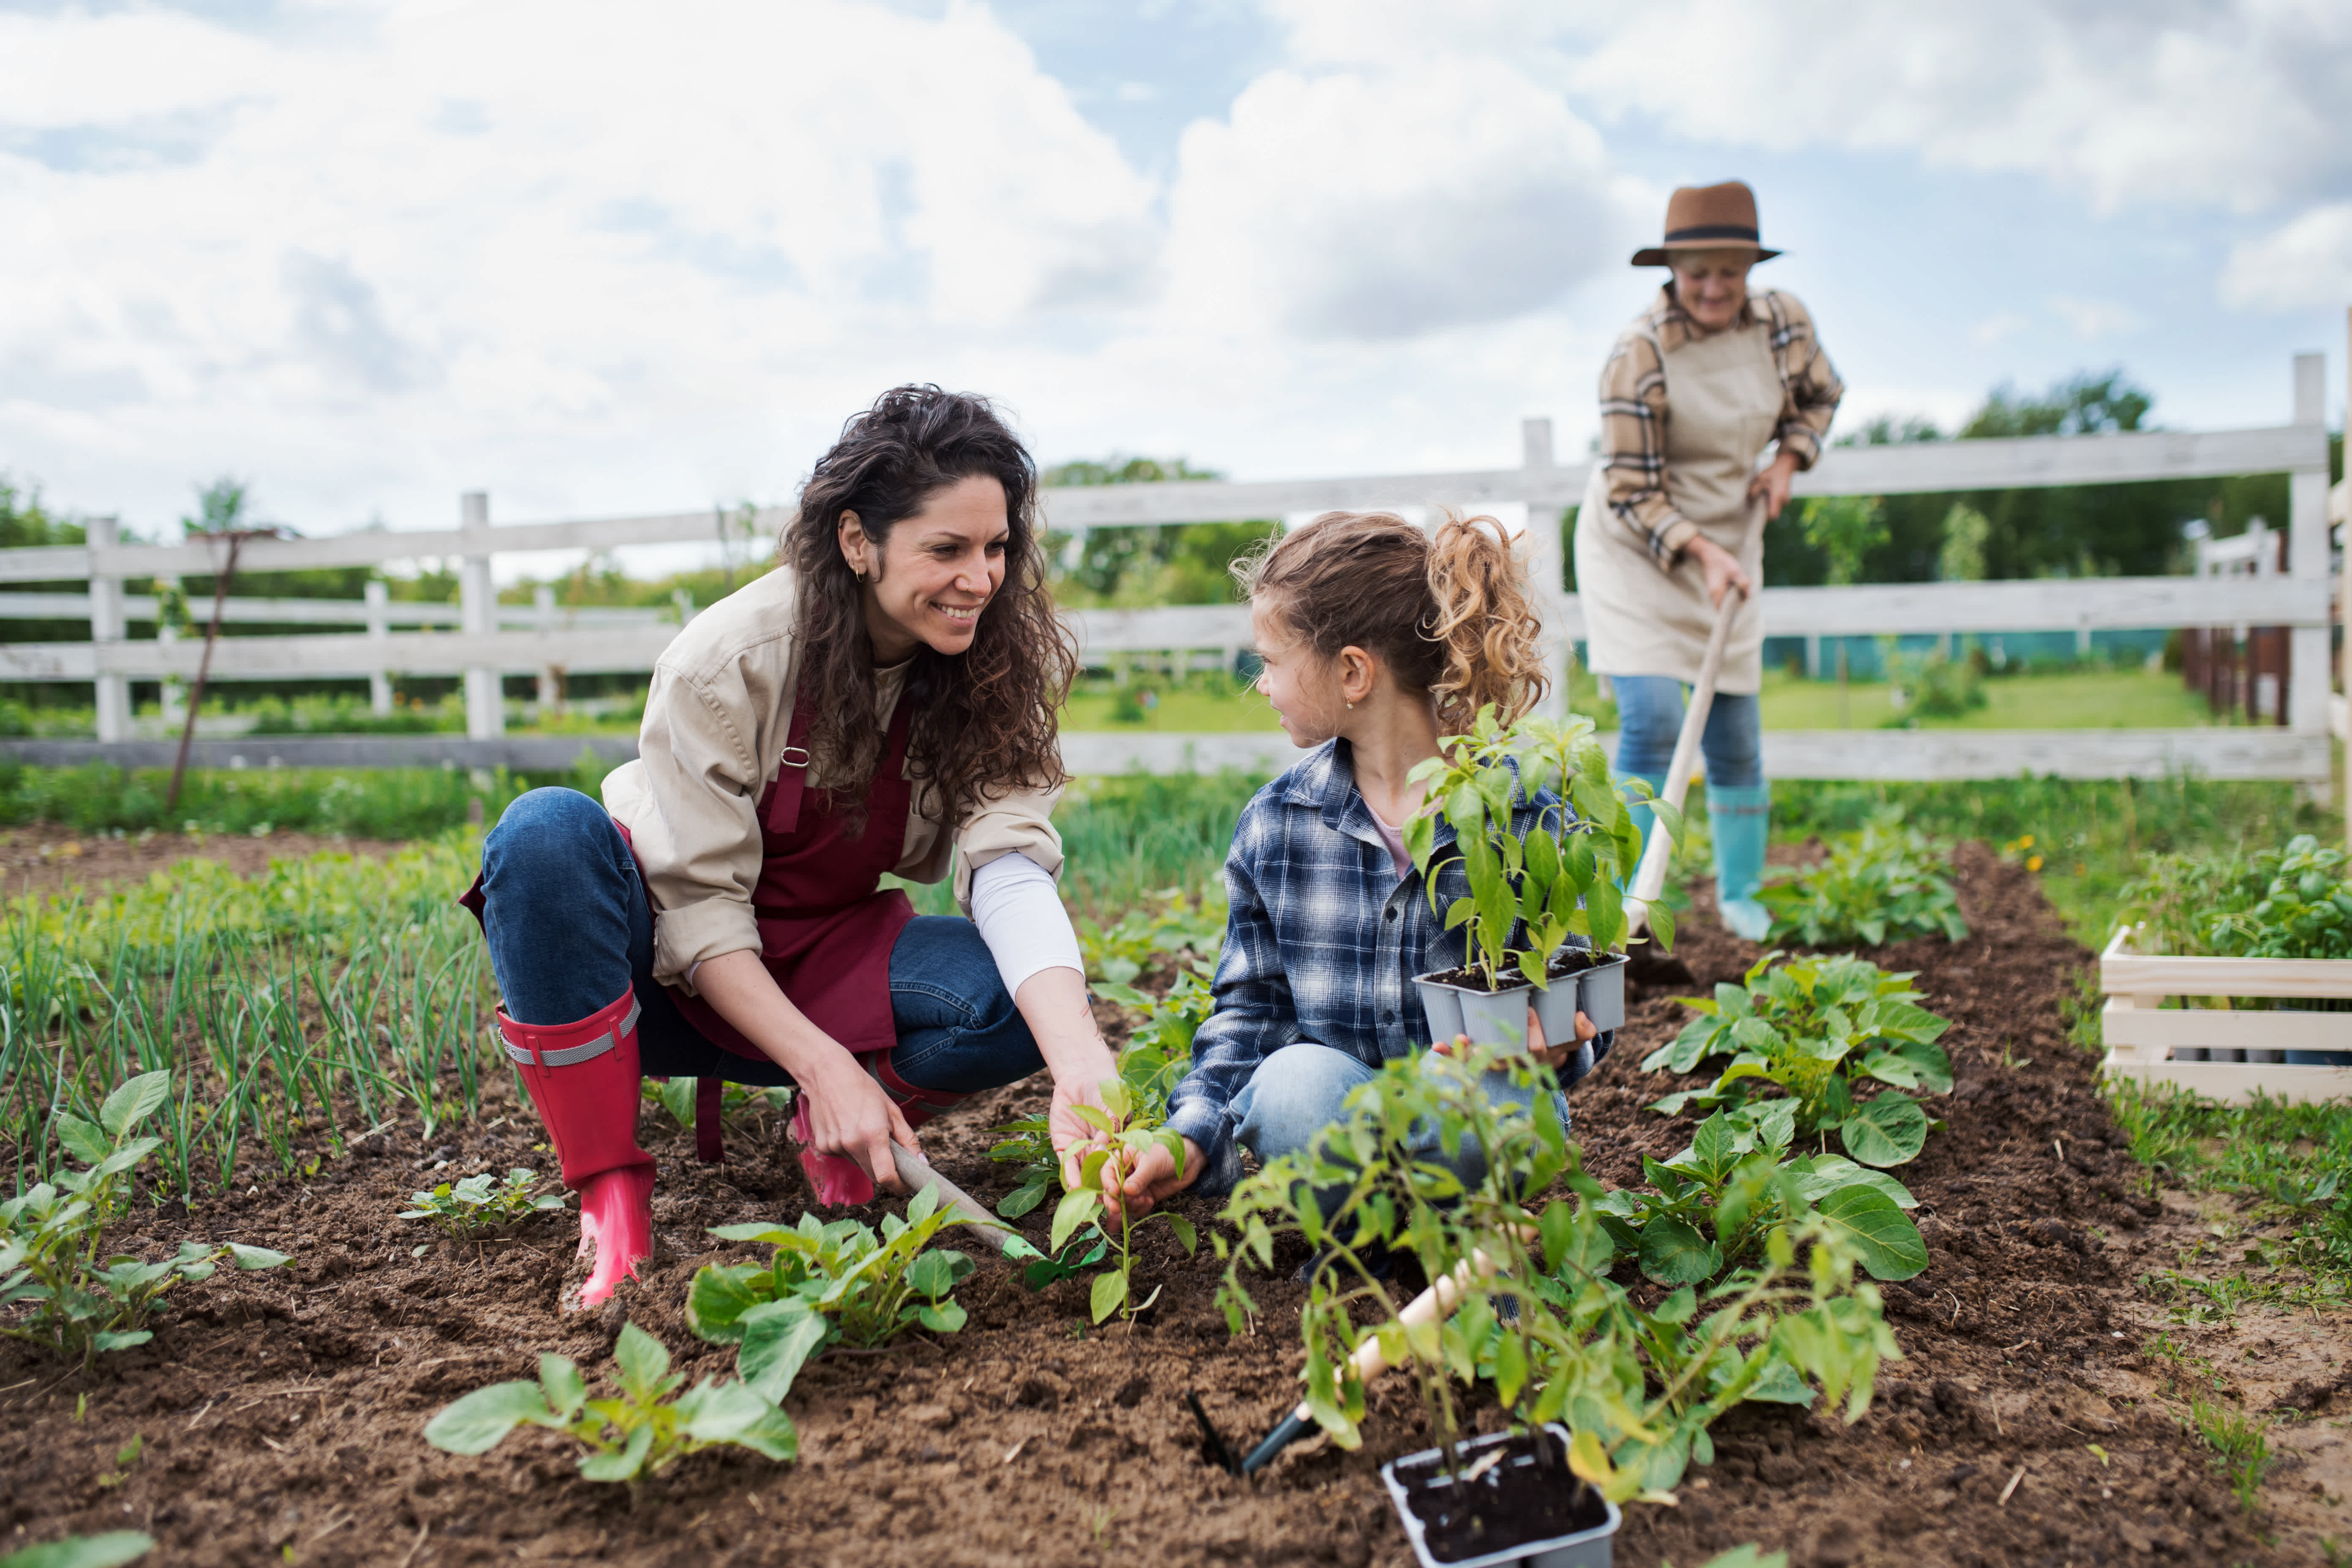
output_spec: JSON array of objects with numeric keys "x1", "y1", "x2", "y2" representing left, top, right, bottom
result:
[
  {"x1": 0, "y1": 841, "x2": 2326, "y2": 1566},
  {"x1": 0, "y1": 820, "x2": 401, "y2": 901}
]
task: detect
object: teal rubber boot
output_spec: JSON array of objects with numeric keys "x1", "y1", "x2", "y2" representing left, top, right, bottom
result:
[
  {"x1": 1707, "y1": 783, "x2": 1773, "y2": 942},
  {"x1": 1620, "y1": 771, "x2": 1668, "y2": 890}
]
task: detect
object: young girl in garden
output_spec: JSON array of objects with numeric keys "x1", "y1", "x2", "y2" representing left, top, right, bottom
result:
[{"x1": 1119, "y1": 511, "x2": 1609, "y2": 1213}]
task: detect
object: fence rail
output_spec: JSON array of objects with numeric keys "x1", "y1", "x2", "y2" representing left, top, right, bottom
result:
[{"x1": 0, "y1": 351, "x2": 2337, "y2": 788}]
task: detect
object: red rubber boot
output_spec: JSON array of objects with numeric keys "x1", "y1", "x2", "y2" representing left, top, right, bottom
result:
[{"x1": 499, "y1": 990, "x2": 655, "y2": 1308}]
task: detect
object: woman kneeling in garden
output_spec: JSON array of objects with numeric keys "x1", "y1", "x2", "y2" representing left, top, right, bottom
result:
[
  {"x1": 1120, "y1": 512, "x2": 1609, "y2": 1216},
  {"x1": 466, "y1": 386, "x2": 1118, "y2": 1307}
]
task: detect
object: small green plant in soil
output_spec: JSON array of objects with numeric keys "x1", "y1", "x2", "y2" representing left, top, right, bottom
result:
[
  {"x1": 1406, "y1": 707, "x2": 1682, "y2": 986},
  {"x1": 1051, "y1": 1075, "x2": 1197, "y2": 1324},
  {"x1": 424, "y1": 1320, "x2": 797, "y2": 1489},
  {"x1": 1757, "y1": 818, "x2": 1967, "y2": 947},
  {"x1": 686, "y1": 1185, "x2": 974, "y2": 1394},
  {"x1": 398, "y1": 1168, "x2": 565, "y2": 1238},
  {"x1": 2185, "y1": 1392, "x2": 2272, "y2": 1515},
  {"x1": 1592, "y1": 1104, "x2": 1928, "y2": 1288},
  {"x1": 1644, "y1": 952, "x2": 1953, "y2": 1168},
  {"x1": 1218, "y1": 1040, "x2": 1897, "y2": 1501},
  {"x1": 0, "y1": 1070, "x2": 289, "y2": 1367},
  {"x1": 991, "y1": 962, "x2": 1210, "y2": 1218},
  {"x1": 0, "y1": 1532, "x2": 156, "y2": 1568},
  {"x1": 1077, "y1": 885, "x2": 1225, "y2": 985},
  {"x1": 640, "y1": 1078, "x2": 794, "y2": 1132}
]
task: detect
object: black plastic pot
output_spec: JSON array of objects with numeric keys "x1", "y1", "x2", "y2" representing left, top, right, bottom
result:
[{"x1": 1379, "y1": 1424, "x2": 1620, "y2": 1567}]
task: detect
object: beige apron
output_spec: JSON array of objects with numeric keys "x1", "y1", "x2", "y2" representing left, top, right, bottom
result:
[{"x1": 1574, "y1": 316, "x2": 1780, "y2": 693}]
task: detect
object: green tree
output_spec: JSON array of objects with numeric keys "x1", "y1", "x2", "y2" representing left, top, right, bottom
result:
[{"x1": 1041, "y1": 457, "x2": 1275, "y2": 606}]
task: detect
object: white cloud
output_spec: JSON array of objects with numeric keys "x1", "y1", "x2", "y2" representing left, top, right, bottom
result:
[
  {"x1": 2219, "y1": 201, "x2": 2352, "y2": 312},
  {"x1": 1164, "y1": 58, "x2": 1635, "y2": 340},
  {"x1": 1565, "y1": 0, "x2": 2352, "y2": 214},
  {"x1": 2046, "y1": 295, "x2": 2144, "y2": 340},
  {"x1": 1970, "y1": 311, "x2": 2030, "y2": 346}
]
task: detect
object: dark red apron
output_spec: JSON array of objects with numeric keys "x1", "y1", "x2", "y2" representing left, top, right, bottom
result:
[{"x1": 662, "y1": 688, "x2": 918, "y2": 1064}]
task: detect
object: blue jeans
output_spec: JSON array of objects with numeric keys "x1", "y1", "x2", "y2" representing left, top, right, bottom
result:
[
  {"x1": 476, "y1": 787, "x2": 1044, "y2": 1093},
  {"x1": 1222, "y1": 1042, "x2": 1568, "y2": 1195},
  {"x1": 1612, "y1": 674, "x2": 1763, "y2": 789}
]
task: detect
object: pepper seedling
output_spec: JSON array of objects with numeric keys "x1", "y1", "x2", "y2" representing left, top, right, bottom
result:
[
  {"x1": 1051, "y1": 1076, "x2": 1196, "y2": 1324},
  {"x1": 424, "y1": 1321, "x2": 796, "y2": 1492},
  {"x1": 398, "y1": 1168, "x2": 564, "y2": 1239}
]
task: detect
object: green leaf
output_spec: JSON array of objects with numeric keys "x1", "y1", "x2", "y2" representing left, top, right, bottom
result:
[
  {"x1": 612, "y1": 1321, "x2": 670, "y2": 1401},
  {"x1": 1790, "y1": 1155, "x2": 1917, "y2": 1210},
  {"x1": 577, "y1": 1422, "x2": 654, "y2": 1482},
  {"x1": 52, "y1": 1115, "x2": 108, "y2": 1168},
  {"x1": 423, "y1": 1380, "x2": 552, "y2": 1455},
  {"x1": 97, "y1": 1072, "x2": 171, "y2": 1142},
  {"x1": 1840, "y1": 1097, "x2": 1929, "y2": 1168},
  {"x1": 0, "y1": 1531, "x2": 158, "y2": 1568},
  {"x1": 1049, "y1": 1188, "x2": 1102, "y2": 1255},
  {"x1": 905, "y1": 1183, "x2": 940, "y2": 1225},
  {"x1": 738, "y1": 1304, "x2": 830, "y2": 1402},
  {"x1": 1814, "y1": 1186, "x2": 1928, "y2": 1281},
  {"x1": 684, "y1": 1263, "x2": 767, "y2": 1343},
  {"x1": 917, "y1": 1300, "x2": 967, "y2": 1334},
  {"x1": 1089, "y1": 1269, "x2": 1128, "y2": 1324},
  {"x1": 1739, "y1": 1355, "x2": 1818, "y2": 1407},
  {"x1": 89, "y1": 1331, "x2": 152, "y2": 1353},
  {"x1": 1891, "y1": 1039, "x2": 1954, "y2": 1094},
  {"x1": 225, "y1": 1244, "x2": 290, "y2": 1271},
  {"x1": 1163, "y1": 1214, "x2": 1198, "y2": 1255},
  {"x1": 731, "y1": 1402, "x2": 800, "y2": 1463},
  {"x1": 680, "y1": 1378, "x2": 775, "y2": 1443},
  {"x1": 539, "y1": 1355, "x2": 587, "y2": 1418},
  {"x1": 996, "y1": 1168, "x2": 1054, "y2": 1219},
  {"x1": 1636, "y1": 1216, "x2": 1720, "y2": 1286}
]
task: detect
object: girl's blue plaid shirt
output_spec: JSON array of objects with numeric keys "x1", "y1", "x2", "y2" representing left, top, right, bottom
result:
[{"x1": 1163, "y1": 738, "x2": 1615, "y2": 1181}]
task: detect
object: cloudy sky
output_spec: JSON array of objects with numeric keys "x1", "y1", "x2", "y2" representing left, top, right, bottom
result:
[{"x1": 3, "y1": 0, "x2": 2347, "y2": 556}]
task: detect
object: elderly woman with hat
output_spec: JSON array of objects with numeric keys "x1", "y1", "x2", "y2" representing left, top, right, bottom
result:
[{"x1": 1573, "y1": 180, "x2": 1843, "y2": 939}]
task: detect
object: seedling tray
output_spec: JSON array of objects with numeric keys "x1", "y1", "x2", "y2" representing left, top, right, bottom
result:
[
  {"x1": 1379, "y1": 1424, "x2": 1620, "y2": 1568},
  {"x1": 2098, "y1": 925, "x2": 2352, "y2": 1104}
]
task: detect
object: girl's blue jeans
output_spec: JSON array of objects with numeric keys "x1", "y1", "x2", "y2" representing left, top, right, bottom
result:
[
  {"x1": 475, "y1": 787, "x2": 1044, "y2": 1093},
  {"x1": 1612, "y1": 674, "x2": 1764, "y2": 789},
  {"x1": 1218, "y1": 1042, "x2": 1569, "y2": 1195}
]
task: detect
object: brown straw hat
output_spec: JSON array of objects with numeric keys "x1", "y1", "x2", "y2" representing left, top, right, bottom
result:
[{"x1": 1631, "y1": 181, "x2": 1781, "y2": 267}]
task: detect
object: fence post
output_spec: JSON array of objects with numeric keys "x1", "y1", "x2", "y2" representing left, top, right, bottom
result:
[
  {"x1": 365, "y1": 579, "x2": 394, "y2": 716},
  {"x1": 534, "y1": 585, "x2": 561, "y2": 714},
  {"x1": 2287, "y1": 353, "x2": 2330, "y2": 798},
  {"x1": 1520, "y1": 416, "x2": 1568, "y2": 719},
  {"x1": 88, "y1": 513, "x2": 131, "y2": 743},
  {"x1": 459, "y1": 491, "x2": 504, "y2": 740}
]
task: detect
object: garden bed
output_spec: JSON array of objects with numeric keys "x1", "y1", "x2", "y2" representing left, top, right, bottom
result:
[{"x1": 0, "y1": 844, "x2": 2301, "y2": 1565}]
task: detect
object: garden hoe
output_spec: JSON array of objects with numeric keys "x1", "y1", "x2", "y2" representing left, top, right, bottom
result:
[
  {"x1": 1228, "y1": 1239, "x2": 1524, "y2": 1476},
  {"x1": 1623, "y1": 495, "x2": 1770, "y2": 975},
  {"x1": 888, "y1": 1143, "x2": 1030, "y2": 1258}
]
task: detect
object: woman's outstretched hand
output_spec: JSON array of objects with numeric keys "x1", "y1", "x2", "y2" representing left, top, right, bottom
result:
[{"x1": 797, "y1": 1048, "x2": 920, "y2": 1194}]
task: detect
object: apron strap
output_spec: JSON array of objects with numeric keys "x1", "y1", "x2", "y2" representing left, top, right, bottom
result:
[
  {"x1": 766, "y1": 680, "x2": 918, "y2": 837},
  {"x1": 694, "y1": 1076, "x2": 724, "y2": 1163}
]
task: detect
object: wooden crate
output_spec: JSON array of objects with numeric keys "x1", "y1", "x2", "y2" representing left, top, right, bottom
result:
[{"x1": 2099, "y1": 926, "x2": 2352, "y2": 1103}]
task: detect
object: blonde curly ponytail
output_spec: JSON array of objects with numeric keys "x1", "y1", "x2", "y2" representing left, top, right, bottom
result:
[{"x1": 1237, "y1": 510, "x2": 1549, "y2": 732}]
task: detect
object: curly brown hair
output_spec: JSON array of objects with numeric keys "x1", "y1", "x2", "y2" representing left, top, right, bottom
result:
[
  {"x1": 782, "y1": 386, "x2": 1075, "y2": 833},
  {"x1": 1236, "y1": 510, "x2": 1549, "y2": 732}
]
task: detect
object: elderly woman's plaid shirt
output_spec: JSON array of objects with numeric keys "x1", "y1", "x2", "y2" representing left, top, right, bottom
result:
[{"x1": 1163, "y1": 739, "x2": 1614, "y2": 1174}]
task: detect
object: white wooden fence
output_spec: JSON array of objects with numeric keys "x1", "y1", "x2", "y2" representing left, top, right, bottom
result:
[{"x1": 0, "y1": 352, "x2": 2339, "y2": 790}]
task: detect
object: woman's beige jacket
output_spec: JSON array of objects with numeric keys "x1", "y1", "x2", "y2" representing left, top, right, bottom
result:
[{"x1": 600, "y1": 565, "x2": 1064, "y2": 993}]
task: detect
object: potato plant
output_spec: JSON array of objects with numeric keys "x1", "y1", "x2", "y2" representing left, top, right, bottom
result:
[
  {"x1": 1756, "y1": 819, "x2": 1967, "y2": 947},
  {"x1": 991, "y1": 962, "x2": 1208, "y2": 1219},
  {"x1": 398, "y1": 1168, "x2": 564, "y2": 1238},
  {"x1": 686, "y1": 1186, "x2": 973, "y2": 1394},
  {"x1": 1051, "y1": 1075, "x2": 1196, "y2": 1324},
  {"x1": 424, "y1": 1321, "x2": 796, "y2": 1491},
  {"x1": 2122, "y1": 834, "x2": 2352, "y2": 1007},
  {"x1": 640, "y1": 1078, "x2": 793, "y2": 1133},
  {"x1": 1644, "y1": 953, "x2": 1953, "y2": 1168},
  {"x1": 1403, "y1": 708, "x2": 1682, "y2": 989},
  {"x1": 1592, "y1": 1105, "x2": 1928, "y2": 1287},
  {"x1": 1, "y1": 1070, "x2": 289, "y2": 1367},
  {"x1": 1217, "y1": 1041, "x2": 1898, "y2": 1500}
]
